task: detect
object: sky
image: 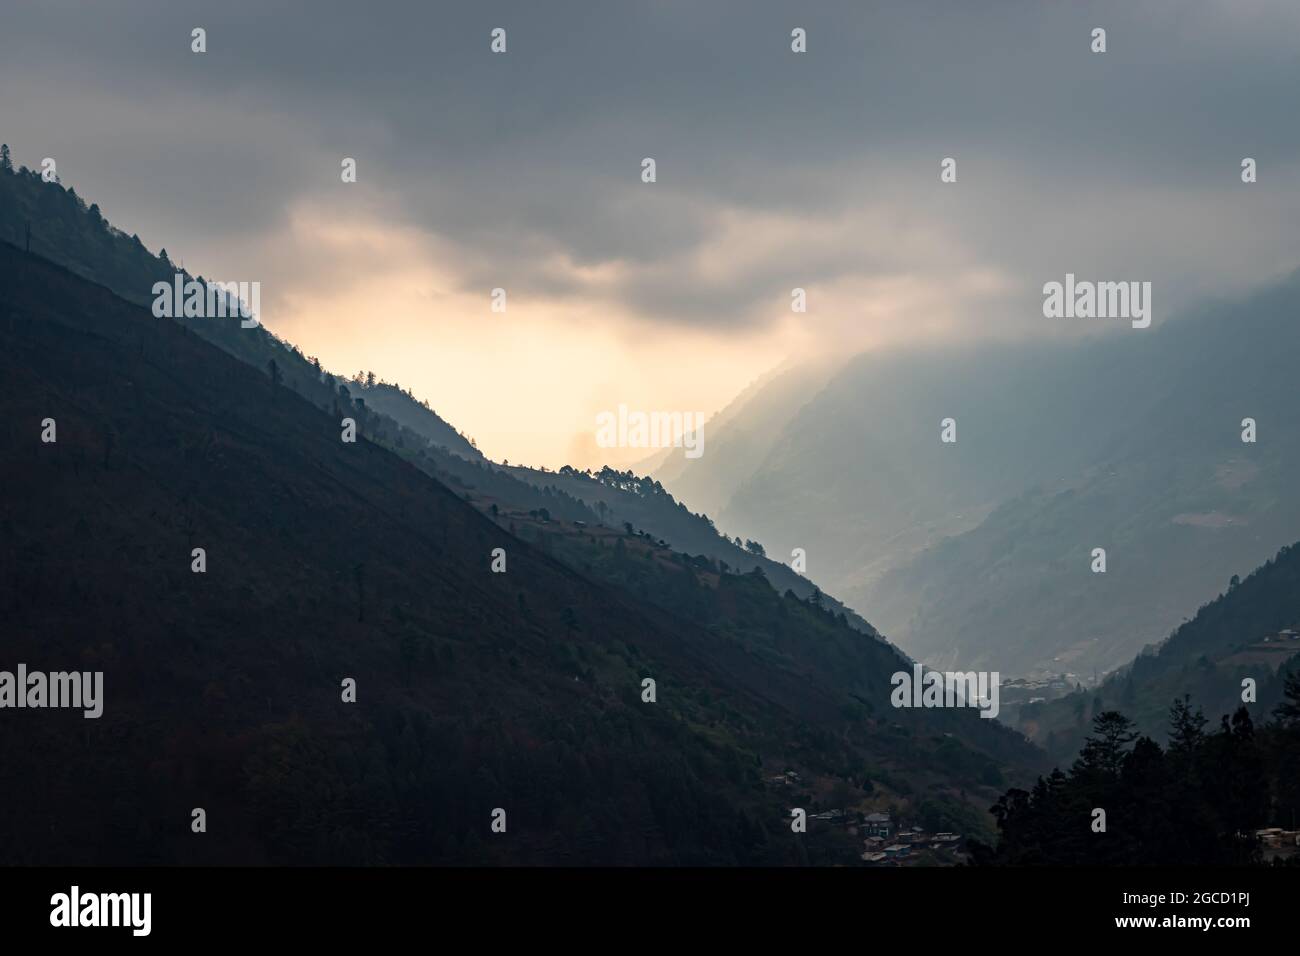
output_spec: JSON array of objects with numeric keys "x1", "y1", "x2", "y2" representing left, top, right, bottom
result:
[{"x1": 4, "y1": 0, "x2": 1300, "y2": 467}]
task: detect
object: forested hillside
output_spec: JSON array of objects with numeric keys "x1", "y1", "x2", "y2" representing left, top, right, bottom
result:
[
  {"x1": 973, "y1": 694, "x2": 1300, "y2": 865},
  {"x1": 0, "y1": 211, "x2": 1041, "y2": 865},
  {"x1": 0, "y1": 152, "x2": 869, "y2": 639},
  {"x1": 1024, "y1": 542, "x2": 1300, "y2": 760}
]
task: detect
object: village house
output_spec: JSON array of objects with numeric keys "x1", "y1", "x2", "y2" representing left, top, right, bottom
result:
[
  {"x1": 863, "y1": 812, "x2": 893, "y2": 839},
  {"x1": 1255, "y1": 828, "x2": 1300, "y2": 848},
  {"x1": 1255, "y1": 827, "x2": 1300, "y2": 862}
]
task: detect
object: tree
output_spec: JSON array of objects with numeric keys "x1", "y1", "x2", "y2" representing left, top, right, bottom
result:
[
  {"x1": 1073, "y1": 710, "x2": 1136, "y2": 778},
  {"x1": 1274, "y1": 669, "x2": 1300, "y2": 725},
  {"x1": 366, "y1": 370, "x2": 376, "y2": 389},
  {"x1": 1167, "y1": 695, "x2": 1207, "y2": 756},
  {"x1": 1205, "y1": 708, "x2": 1268, "y2": 846},
  {"x1": 0, "y1": 143, "x2": 12, "y2": 173}
]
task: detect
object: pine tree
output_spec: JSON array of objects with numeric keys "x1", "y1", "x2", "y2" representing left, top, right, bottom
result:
[
  {"x1": 1168, "y1": 695, "x2": 1207, "y2": 755},
  {"x1": 1274, "y1": 669, "x2": 1300, "y2": 725},
  {"x1": 1073, "y1": 710, "x2": 1136, "y2": 778}
]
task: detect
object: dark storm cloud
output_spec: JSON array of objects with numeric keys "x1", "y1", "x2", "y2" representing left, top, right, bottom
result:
[{"x1": 3, "y1": 0, "x2": 1299, "y2": 330}]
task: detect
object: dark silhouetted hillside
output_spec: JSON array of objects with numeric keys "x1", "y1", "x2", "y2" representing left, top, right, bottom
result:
[
  {"x1": 0, "y1": 155, "x2": 871, "y2": 645},
  {"x1": 0, "y1": 238, "x2": 1041, "y2": 865}
]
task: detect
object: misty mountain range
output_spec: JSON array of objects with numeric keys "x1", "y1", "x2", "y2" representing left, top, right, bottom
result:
[{"x1": 657, "y1": 278, "x2": 1300, "y2": 682}]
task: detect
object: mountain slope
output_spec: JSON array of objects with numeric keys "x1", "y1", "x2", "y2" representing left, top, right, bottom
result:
[
  {"x1": 0, "y1": 238, "x2": 1041, "y2": 864},
  {"x1": 675, "y1": 276, "x2": 1300, "y2": 679},
  {"x1": 0, "y1": 240, "x2": 775, "y2": 864},
  {"x1": 1022, "y1": 541, "x2": 1300, "y2": 760},
  {"x1": 0, "y1": 159, "x2": 479, "y2": 465},
  {"x1": 649, "y1": 358, "x2": 839, "y2": 522},
  {"x1": 0, "y1": 156, "x2": 874, "y2": 651},
  {"x1": 499, "y1": 463, "x2": 880, "y2": 635},
  {"x1": 862, "y1": 279, "x2": 1300, "y2": 678}
]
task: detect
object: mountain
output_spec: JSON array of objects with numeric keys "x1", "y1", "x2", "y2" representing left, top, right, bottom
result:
[
  {"x1": 971, "y1": 544, "x2": 1300, "y2": 865},
  {"x1": 863, "y1": 284, "x2": 1300, "y2": 679},
  {"x1": 648, "y1": 358, "x2": 839, "y2": 522},
  {"x1": 499, "y1": 464, "x2": 881, "y2": 634},
  {"x1": 0, "y1": 166, "x2": 1044, "y2": 864},
  {"x1": 0, "y1": 156, "x2": 478, "y2": 466},
  {"x1": 0, "y1": 150, "x2": 873, "y2": 645},
  {"x1": 1021, "y1": 541, "x2": 1300, "y2": 761},
  {"x1": 351, "y1": 379, "x2": 483, "y2": 462},
  {"x1": 664, "y1": 278, "x2": 1300, "y2": 680}
]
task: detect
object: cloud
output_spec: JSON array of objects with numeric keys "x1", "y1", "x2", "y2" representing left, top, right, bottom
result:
[{"x1": 5, "y1": 0, "x2": 1300, "y2": 463}]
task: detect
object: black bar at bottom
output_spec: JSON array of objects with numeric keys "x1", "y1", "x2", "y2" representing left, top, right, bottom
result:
[{"x1": 1, "y1": 866, "x2": 1292, "y2": 943}]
